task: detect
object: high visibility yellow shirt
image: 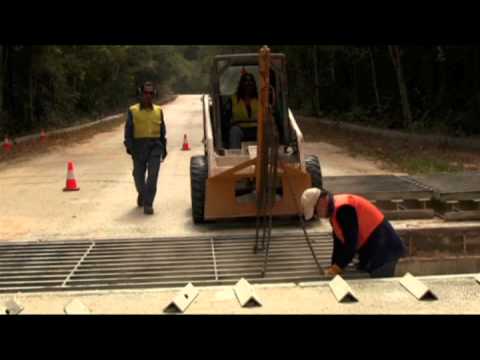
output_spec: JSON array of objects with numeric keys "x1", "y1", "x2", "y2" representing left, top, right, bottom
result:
[
  {"x1": 129, "y1": 103, "x2": 163, "y2": 138},
  {"x1": 232, "y1": 96, "x2": 258, "y2": 128}
]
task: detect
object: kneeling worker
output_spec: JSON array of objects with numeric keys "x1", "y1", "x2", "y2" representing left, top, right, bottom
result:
[{"x1": 301, "y1": 188, "x2": 406, "y2": 278}]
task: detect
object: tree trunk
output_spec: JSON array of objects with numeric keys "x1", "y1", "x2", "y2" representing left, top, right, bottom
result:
[
  {"x1": 0, "y1": 45, "x2": 3, "y2": 114},
  {"x1": 4, "y1": 46, "x2": 14, "y2": 128},
  {"x1": 352, "y1": 60, "x2": 359, "y2": 110},
  {"x1": 312, "y1": 45, "x2": 321, "y2": 116},
  {"x1": 330, "y1": 51, "x2": 336, "y2": 83},
  {"x1": 474, "y1": 47, "x2": 479, "y2": 93},
  {"x1": 369, "y1": 46, "x2": 381, "y2": 112},
  {"x1": 0, "y1": 45, "x2": 10, "y2": 115},
  {"x1": 24, "y1": 46, "x2": 34, "y2": 131},
  {"x1": 434, "y1": 46, "x2": 447, "y2": 109},
  {"x1": 389, "y1": 45, "x2": 412, "y2": 127}
]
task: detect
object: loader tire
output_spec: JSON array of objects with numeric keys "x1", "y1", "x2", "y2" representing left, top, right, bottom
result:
[
  {"x1": 305, "y1": 155, "x2": 323, "y2": 189},
  {"x1": 190, "y1": 155, "x2": 208, "y2": 224}
]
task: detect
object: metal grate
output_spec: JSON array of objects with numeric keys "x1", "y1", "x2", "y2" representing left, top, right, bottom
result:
[
  {"x1": 323, "y1": 175, "x2": 435, "y2": 220},
  {"x1": 324, "y1": 175, "x2": 433, "y2": 201},
  {"x1": 411, "y1": 173, "x2": 480, "y2": 201},
  {"x1": 0, "y1": 233, "x2": 363, "y2": 294}
]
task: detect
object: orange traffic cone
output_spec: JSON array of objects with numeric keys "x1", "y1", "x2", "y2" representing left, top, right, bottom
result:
[
  {"x1": 40, "y1": 129, "x2": 46, "y2": 143},
  {"x1": 63, "y1": 161, "x2": 80, "y2": 191},
  {"x1": 3, "y1": 136, "x2": 13, "y2": 152},
  {"x1": 182, "y1": 134, "x2": 190, "y2": 151}
]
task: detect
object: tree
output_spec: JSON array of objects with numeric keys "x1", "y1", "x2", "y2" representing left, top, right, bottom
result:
[
  {"x1": 0, "y1": 45, "x2": 3, "y2": 114},
  {"x1": 389, "y1": 45, "x2": 413, "y2": 127},
  {"x1": 368, "y1": 46, "x2": 381, "y2": 113},
  {"x1": 312, "y1": 45, "x2": 321, "y2": 116}
]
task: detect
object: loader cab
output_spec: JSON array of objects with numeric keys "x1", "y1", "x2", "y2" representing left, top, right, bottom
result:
[
  {"x1": 209, "y1": 54, "x2": 292, "y2": 152},
  {"x1": 194, "y1": 49, "x2": 317, "y2": 223}
]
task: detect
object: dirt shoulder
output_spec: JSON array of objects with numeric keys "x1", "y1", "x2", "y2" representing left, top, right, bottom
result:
[
  {"x1": 0, "y1": 95, "x2": 177, "y2": 165},
  {"x1": 297, "y1": 115, "x2": 480, "y2": 175}
]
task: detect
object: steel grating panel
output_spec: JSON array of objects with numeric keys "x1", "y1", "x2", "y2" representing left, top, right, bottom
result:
[
  {"x1": 323, "y1": 175, "x2": 435, "y2": 220},
  {"x1": 0, "y1": 233, "x2": 363, "y2": 294},
  {"x1": 411, "y1": 173, "x2": 480, "y2": 201},
  {"x1": 323, "y1": 175, "x2": 433, "y2": 201},
  {"x1": 214, "y1": 235, "x2": 332, "y2": 281}
]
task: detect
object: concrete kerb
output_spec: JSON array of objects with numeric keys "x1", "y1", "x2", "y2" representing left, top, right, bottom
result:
[
  {"x1": 298, "y1": 272, "x2": 480, "y2": 288},
  {"x1": 312, "y1": 117, "x2": 480, "y2": 151},
  {"x1": 0, "y1": 282, "x2": 299, "y2": 300},
  {"x1": 1, "y1": 275, "x2": 478, "y2": 314},
  {"x1": 6, "y1": 95, "x2": 178, "y2": 145},
  {"x1": 10, "y1": 114, "x2": 124, "y2": 146}
]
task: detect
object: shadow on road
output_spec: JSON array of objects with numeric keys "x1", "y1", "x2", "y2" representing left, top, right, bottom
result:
[{"x1": 115, "y1": 207, "x2": 155, "y2": 223}]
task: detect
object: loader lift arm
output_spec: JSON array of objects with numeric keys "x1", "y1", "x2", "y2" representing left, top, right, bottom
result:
[
  {"x1": 191, "y1": 46, "x2": 325, "y2": 277},
  {"x1": 253, "y1": 46, "x2": 324, "y2": 277}
]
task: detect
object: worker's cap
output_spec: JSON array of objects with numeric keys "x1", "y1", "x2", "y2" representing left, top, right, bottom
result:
[{"x1": 301, "y1": 188, "x2": 322, "y2": 221}]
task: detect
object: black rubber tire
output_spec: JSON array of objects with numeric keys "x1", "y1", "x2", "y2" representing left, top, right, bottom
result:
[
  {"x1": 190, "y1": 155, "x2": 208, "y2": 224},
  {"x1": 305, "y1": 154, "x2": 323, "y2": 189}
]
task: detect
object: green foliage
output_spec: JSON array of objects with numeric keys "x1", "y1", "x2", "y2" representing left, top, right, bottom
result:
[
  {"x1": 277, "y1": 45, "x2": 480, "y2": 135},
  {"x1": 0, "y1": 45, "x2": 207, "y2": 136},
  {"x1": 397, "y1": 157, "x2": 461, "y2": 174},
  {"x1": 2, "y1": 45, "x2": 480, "y2": 137},
  {"x1": 339, "y1": 107, "x2": 370, "y2": 123}
]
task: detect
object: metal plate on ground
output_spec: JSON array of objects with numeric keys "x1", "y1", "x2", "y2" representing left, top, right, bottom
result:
[
  {"x1": 399, "y1": 273, "x2": 438, "y2": 301},
  {"x1": 329, "y1": 275, "x2": 358, "y2": 303},
  {"x1": 411, "y1": 173, "x2": 480, "y2": 201},
  {"x1": 324, "y1": 175, "x2": 433, "y2": 200},
  {"x1": 233, "y1": 278, "x2": 262, "y2": 307},
  {"x1": 411, "y1": 173, "x2": 480, "y2": 220},
  {"x1": 64, "y1": 299, "x2": 90, "y2": 315},
  {"x1": 2, "y1": 299, "x2": 23, "y2": 315},
  {"x1": 163, "y1": 282, "x2": 199, "y2": 313},
  {"x1": 323, "y1": 175, "x2": 434, "y2": 219}
]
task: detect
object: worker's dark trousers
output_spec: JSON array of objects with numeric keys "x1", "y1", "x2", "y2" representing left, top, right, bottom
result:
[
  {"x1": 132, "y1": 142, "x2": 162, "y2": 208},
  {"x1": 369, "y1": 259, "x2": 399, "y2": 278},
  {"x1": 229, "y1": 126, "x2": 257, "y2": 149}
]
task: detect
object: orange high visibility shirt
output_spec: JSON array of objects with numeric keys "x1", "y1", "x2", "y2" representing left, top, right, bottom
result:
[{"x1": 330, "y1": 194, "x2": 385, "y2": 249}]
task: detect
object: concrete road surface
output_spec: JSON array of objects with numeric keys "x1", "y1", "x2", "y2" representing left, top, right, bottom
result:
[
  {"x1": 0, "y1": 95, "x2": 399, "y2": 243},
  {"x1": 2, "y1": 274, "x2": 480, "y2": 314}
]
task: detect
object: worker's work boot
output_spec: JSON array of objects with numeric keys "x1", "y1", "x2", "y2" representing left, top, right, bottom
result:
[
  {"x1": 144, "y1": 206, "x2": 154, "y2": 215},
  {"x1": 137, "y1": 194, "x2": 143, "y2": 207}
]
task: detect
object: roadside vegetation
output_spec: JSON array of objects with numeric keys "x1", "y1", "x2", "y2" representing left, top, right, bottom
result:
[
  {"x1": 300, "y1": 115, "x2": 479, "y2": 174},
  {"x1": 2, "y1": 45, "x2": 479, "y2": 174}
]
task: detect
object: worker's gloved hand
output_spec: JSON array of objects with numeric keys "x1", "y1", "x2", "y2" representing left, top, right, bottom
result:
[
  {"x1": 126, "y1": 147, "x2": 132, "y2": 156},
  {"x1": 324, "y1": 264, "x2": 343, "y2": 276}
]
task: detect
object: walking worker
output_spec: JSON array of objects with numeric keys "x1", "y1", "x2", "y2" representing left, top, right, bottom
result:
[
  {"x1": 301, "y1": 188, "x2": 406, "y2": 278},
  {"x1": 124, "y1": 81, "x2": 167, "y2": 215}
]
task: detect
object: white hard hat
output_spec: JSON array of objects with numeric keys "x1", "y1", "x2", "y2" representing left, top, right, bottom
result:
[{"x1": 301, "y1": 188, "x2": 322, "y2": 221}]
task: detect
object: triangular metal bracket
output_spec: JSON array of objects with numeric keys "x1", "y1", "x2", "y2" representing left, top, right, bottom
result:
[
  {"x1": 64, "y1": 299, "x2": 91, "y2": 315},
  {"x1": 2, "y1": 299, "x2": 24, "y2": 315},
  {"x1": 163, "y1": 283, "x2": 199, "y2": 314},
  {"x1": 329, "y1": 275, "x2": 359, "y2": 303},
  {"x1": 234, "y1": 278, "x2": 263, "y2": 307},
  {"x1": 400, "y1": 273, "x2": 438, "y2": 301}
]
